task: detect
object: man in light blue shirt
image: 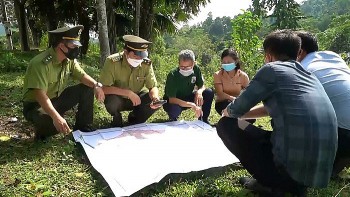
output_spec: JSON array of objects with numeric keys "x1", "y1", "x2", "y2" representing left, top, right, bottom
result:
[{"x1": 297, "y1": 31, "x2": 350, "y2": 174}]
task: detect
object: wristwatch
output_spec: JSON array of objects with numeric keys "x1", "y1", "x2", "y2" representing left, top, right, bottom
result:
[{"x1": 94, "y1": 82, "x2": 103, "y2": 89}]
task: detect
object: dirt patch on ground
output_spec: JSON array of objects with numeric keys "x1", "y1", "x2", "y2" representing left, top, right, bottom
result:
[{"x1": 0, "y1": 116, "x2": 34, "y2": 140}]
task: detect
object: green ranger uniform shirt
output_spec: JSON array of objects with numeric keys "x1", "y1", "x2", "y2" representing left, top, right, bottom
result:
[
  {"x1": 164, "y1": 65, "x2": 204, "y2": 99},
  {"x1": 99, "y1": 52, "x2": 157, "y2": 93},
  {"x1": 22, "y1": 47, "x2": 86, "y2": 102}
]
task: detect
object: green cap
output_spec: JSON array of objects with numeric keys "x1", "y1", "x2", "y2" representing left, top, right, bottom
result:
[
  {"x1": 123, "y1": 35, "x2": 152, "y2": 58},
  {"x1": 49, "y1": 25, "x2": 84, "y2": 46}
]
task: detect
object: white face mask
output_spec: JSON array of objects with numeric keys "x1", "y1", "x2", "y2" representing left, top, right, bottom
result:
[
  {"x1": 127, "y1": 57, "x2": 143, "y2": 68},
  {"x1": 179, "y1": 68, "x2": 194, "y2": 77}
]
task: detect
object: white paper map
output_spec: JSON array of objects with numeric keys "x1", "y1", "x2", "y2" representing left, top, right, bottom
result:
[{"x1": 73, "y1": 120, "x2": 239, "y2": 197}]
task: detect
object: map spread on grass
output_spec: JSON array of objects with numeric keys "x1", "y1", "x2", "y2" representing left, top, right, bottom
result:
[{"x1": 73, "y1": 120, "x2": 239, "y2": 197}]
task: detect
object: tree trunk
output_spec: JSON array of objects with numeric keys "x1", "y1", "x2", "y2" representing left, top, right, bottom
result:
[
  {"x1": 77, "y1": 0, "x2": 90, "y2": 55},
  {"x1": 45, "y1": 0, "x2": 58, "y2": 47},
  {"x1": 139, "y1": 0, "x2": 153, "y2": 41},
  {"x1": 96, "y1": 0, "x2": 110, "y2": 68},
  {"x1": 1, "y1": 0, "x2": 13, "y2": 50},
  {"x1": 26, "y1": 6, "x2": 41, "y2": 48},
  {"x1": 135, "y1": 0, "x2": 141, "y2": 36},
  {"x1": 14, "y1": 0, "x2": 30, "y2": 51},
  {"x1": 106, "y1": 0, "x2": 117, "y2": 53}
]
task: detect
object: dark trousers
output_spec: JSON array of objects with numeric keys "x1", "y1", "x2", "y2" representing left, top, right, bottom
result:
[
  {"x1": 333, "y1": 127, "x2": 350, "y2": 174},
  {"x1": 23, "y1": 84, "x2": 94, "y2": 138},
  {"x1": 216, "y1": 117, "x2": 306, "y2": 195},
  {"x1": 163, "y1": 88, "x2": 214, "y2": 123},
  {"x1": 104, "y1": 91, "x2": 157, "y2": 127},
  {"x1": 215, "y1": 100, "x2": 256, "y2": 124}
]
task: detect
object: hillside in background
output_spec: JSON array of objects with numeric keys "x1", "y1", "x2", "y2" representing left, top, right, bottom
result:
[{"x1": 300, "y1": 0, "x2": 350, "y2": 31}]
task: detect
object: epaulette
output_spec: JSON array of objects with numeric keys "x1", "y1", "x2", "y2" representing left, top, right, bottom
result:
[
  {"x1": 110, "y1": 53, "x2": 123, "y2": 62},
  {"x1": 42, "y1": 54, "x2": 53, "y2": 65},
  {"x1": 142, "y1": 58, "x2": 152, "y2": 65}
]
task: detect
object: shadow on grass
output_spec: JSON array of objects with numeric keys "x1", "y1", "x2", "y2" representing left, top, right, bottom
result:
[
  {"x1": 0, "y1": 138, "x2": 52, "y2": 165},
  {"x1": 131, "y1": 164, "x2": 250, "y2": 197}
]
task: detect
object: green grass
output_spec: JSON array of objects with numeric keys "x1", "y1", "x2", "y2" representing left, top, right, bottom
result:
[{"x1": 1, "y1": 55, "x2": 350, "y2": 196}]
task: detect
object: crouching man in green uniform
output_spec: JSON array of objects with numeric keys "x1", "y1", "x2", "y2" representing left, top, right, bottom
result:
[
  {"x1": 22, "y1": 25, "x2": 105, "y2": 140},
  {"x1": 100, "y1": 35, "x2": 162, "y2": 127}
]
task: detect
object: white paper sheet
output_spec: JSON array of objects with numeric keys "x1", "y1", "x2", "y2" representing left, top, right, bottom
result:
[{"x1": 73, "y1": 120, "x2": 239, "y2": 196}]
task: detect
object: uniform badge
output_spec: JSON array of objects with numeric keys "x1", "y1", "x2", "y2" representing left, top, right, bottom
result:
[
  {"x1": 191, "y1": 76, "x2": 196, "y2": 84},
  {"x1": 137, "y1": 76, "x2": 146, "y2": 81}
]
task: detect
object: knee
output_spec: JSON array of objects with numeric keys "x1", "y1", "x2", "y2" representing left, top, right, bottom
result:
[
  {"x1": 203, "y1": 88, "x2": 214, "y2": 100},
  {"x1": 104, "y1": 95, "x2": 123, "y2": 115},
  {"x1": 216, "y1": 117, "x2": 238, "y2": 138},
  {"x1": 78, "y1": 83, "x2": 94, "y2": 96},
  {"x1": 164, "y1": 103, "x2": 182, "y2": 117}
]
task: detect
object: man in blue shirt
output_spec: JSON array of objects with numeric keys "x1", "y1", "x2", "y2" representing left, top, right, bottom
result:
[
  {"x1": 297, "y1": 31, "x2": 350, "y2": 175},
  {"x1": 218, "y1": 30, "x2": 337, "y2": 196}
]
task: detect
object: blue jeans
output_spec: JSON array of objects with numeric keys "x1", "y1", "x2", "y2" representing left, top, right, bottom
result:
[{"x1": 163, "y1": 88, "x2": 214, "y2": 123}]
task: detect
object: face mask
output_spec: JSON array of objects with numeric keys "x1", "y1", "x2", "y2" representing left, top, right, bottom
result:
[
  {"x1": 222, "y1": 63, "x2": 236, "y2": 72},
  {"x1": 179, "y1": 68, "x2": 194, "y2": 77},
  {"x1": 61, "y1": 44, "x2": 80, "y2": 60},
  {"x1": 127, "y1": 57, "x2": 143, "y2": 68}
]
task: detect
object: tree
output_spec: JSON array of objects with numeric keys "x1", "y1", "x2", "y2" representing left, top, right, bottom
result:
[
  {"x1": 27, "y1": 0, "x2": 58, "y2": 46},
  {"x1": 231, "y1": 11, "x2": 263, "y2": 78},
  {"x1": 317, "y1": 14, "x2": 350, "y2": 53},
  {"x1": 0, "y1": 0, "x2": 13, "y2": 50},
  {"x1": 135, "y1": 0, "x2": 140, "y2": 36},
  {"x1": 14, "y1": 0, "x2": 30, "y2": 51},
  {"x1": 139, "y1": 0, "x2": 210, "y2": 41},
  {"x1": 96, "y1": 0, "x2": 110, "y2": 68},
  {"x1": 252, "y1": 0, "x2": 302, "y2": 29}
]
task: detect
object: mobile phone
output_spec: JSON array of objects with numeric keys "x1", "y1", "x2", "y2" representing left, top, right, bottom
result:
[{"x1": 151, "y1": 100, "x2": 167, "y2": 105}]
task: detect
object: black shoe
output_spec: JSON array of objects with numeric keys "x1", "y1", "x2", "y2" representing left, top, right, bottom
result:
[
  {"x1": 111, "y1": 115, "x2": 123, "y2": 127},
  {"x1": 34, "y1": 133, "x2": 48, "y2": 141},
  {"x1": 75, "y1": 125, "x2": 96, "y2": 132},
  {"x1": 239, "y1": 177, "x2": 306, "y2": 197},
  {"x1": 127, "y1": 112, "x2": 137, "y2": 124},
  {"x1": 239, "y1": 177, "x2": 273, "y2": 195}
]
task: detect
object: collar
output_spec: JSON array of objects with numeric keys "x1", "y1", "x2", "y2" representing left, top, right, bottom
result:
[{"x1": 48, "y1": 47, "x2": 63, "y2": 65}]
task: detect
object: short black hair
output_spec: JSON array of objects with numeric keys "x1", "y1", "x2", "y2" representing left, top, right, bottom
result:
[
  {"x1": 263, "y1": 29, "x2": 301, "y2": 61},
  {"x1": 296, "y1": 31, "x2": 319, "y2": 54},
  {"x1": 221, "y1": 48, "x2": 241, "y2": 70}
]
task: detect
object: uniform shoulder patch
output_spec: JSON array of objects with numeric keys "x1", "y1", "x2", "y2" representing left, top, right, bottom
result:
[
  {"x1": 110, "y1": 53, "x2": 123, "y2": 62},
  {"x1": 42, "y1": 55, "x2": 53, "y2": 65},
  {"x1": 142, "y1": 58, "x2": 152, "y2": 65}
]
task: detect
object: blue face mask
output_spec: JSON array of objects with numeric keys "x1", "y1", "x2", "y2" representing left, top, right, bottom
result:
[{"x1": 221, "y1": 63, "x2": 236, "y2": 72}]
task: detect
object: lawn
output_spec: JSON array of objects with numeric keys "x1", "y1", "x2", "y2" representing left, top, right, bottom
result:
[{"x1": 0, "y1": 54, "x2": 349, "y2": 196}]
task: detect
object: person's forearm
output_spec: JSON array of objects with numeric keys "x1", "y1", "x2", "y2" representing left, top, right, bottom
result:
[
  {"x1": 102, "y1": 86, "x2": 131, "y2": 97},
  {"x1": 149, "y1": 87, "x2": 159, "y2": 100},
  {"x1": 218, "y1": 91, "x2": 234, "y2": 100},
  {"x1": 197, "y1": 85, "x2": 205, "y2": 94},
  {"x1": 169, "y1": 97, "x2": 195, "y2": 108},
  {"x1": 80, "y1": 74, "x2": 97, "y2": 88},
  {"x1": 34, "y1": 90, "x2": 61, "y2": 119},
  {"x1": 241, "y1": 104, "x2": 268, "y2": 119}
]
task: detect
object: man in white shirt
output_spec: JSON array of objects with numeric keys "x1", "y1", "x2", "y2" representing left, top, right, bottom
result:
[{"x1": 297, "y1": 31, "x2": 350, "y2": 175}]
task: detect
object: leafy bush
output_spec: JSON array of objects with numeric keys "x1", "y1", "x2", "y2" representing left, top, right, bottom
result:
[
  {"x1": 231, "y1": 11, "x2": 264, "y2": 78},
  {"x1": 0, "y1": 52, "x2": 26, "y2": 72}
]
